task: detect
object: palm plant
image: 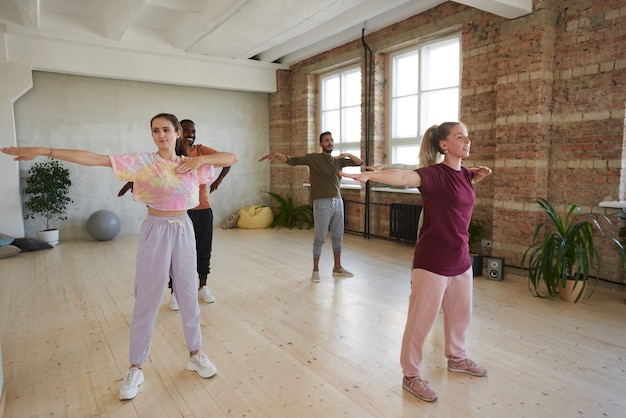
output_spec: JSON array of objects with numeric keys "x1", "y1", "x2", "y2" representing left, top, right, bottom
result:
[
  {"x1": 263, "y1": 191, "x2": 313, "y2": 230},
  {"x1": 521, "y1": 198, "x2": 625, "y2": 302}
]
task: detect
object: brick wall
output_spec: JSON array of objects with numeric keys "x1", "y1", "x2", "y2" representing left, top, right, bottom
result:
[{"x1": 268, "y1": 0, "x2": 626, "y2": 283}]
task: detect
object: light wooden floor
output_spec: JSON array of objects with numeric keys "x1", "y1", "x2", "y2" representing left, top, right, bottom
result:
[{"x1": 1, "y1": 227, "x2": 626, "y2": 418}]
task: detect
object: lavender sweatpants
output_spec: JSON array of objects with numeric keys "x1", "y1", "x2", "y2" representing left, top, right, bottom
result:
[
  {"x1": 129, "y1": 214, "x2": 202, "y2": 364},
  {"x1": 400, "y1": 267, "x2": 473, "y2": 377}
]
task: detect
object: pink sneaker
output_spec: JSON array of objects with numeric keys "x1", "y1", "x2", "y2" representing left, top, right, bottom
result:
[
  {"x1": 402, "y1": 376, "x2": 438, "y2": 402},
  {"x1": 447, "y1": 358, "x2": 487, "y2": 377}
]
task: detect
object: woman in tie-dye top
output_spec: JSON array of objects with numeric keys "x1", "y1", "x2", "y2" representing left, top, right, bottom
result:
[{"x1": 1, "y1": 113, "x2": 238, "y2": 401}]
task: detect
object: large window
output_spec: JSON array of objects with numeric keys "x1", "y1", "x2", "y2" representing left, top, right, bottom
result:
[
  {"x1": 320, "y1": 66, "x2": 362, "y2": 171},
  {"x1": 389, "y1": 35, "x2": 460, "y2": 165}
]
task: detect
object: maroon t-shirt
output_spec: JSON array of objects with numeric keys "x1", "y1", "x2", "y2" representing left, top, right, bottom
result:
[{"x1": 412, "y1": 164, "x2": 475, "y2": 276}]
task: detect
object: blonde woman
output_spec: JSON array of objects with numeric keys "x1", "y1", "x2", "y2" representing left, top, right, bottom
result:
[{"x1": 342, "y1": 122, "x2": 492, "y2": 402}]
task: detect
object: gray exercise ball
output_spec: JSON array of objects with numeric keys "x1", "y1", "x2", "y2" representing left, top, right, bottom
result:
[{"x1": 87, "y1": 210, "x2": 121, "y2": 241}]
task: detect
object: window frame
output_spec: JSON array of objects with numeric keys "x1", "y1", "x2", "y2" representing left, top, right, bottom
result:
[
  {"x1": 318, "y1": 65, "x2": 362, "y2": 160},
  {"x1": 318, "y1": 64, "x2": 363, "y2": 185},
  {"x1": 387, "y1": 34, "x2": 462, "y2": 166}
]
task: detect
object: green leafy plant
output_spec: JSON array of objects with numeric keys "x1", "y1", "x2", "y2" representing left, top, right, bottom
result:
[
  {"x1": 23, "y1": 159, "x2": 73, "y2": 231},
  {"x1": 521, "y1": 198, "x2": 625, "y2": 302},
  {"x1": 263, "y1": 191, "x2": 313, "y2": 230},
  {"x1": 468, "y1": 217, "x2": 486, "y2": 276},
  {"x1": 468, "y1": 218, "x2": 485, "y2": 254},
  {"x1": 617, "y1": 209, "x2": 626, "y2": 242}
]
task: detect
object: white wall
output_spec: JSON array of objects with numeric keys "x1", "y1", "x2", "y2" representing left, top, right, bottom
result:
[
  {"x1": 0, "y1": 63, "x2": 33, "y2": 238},
  {"x1": 10, "y1": 71, "x2": 271, "y2": 240},
  {"x1": 0, "y1": 339, "x2": 3, "y2": 405}
]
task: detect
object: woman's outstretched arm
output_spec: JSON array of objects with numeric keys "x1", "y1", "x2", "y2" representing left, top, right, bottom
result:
[
  {"x1": 340, "y1": 168, "x2": 421, "y2": 188},
  {"x1": 2, "y1": 146, "x2": 112, "y2": 167}
]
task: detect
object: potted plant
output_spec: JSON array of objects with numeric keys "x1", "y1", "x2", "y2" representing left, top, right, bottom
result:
[
  {"x1": 23, "y1": 159, "x2": 73, "y2": 245},
  {"x1": 264, "y1": 191, "x2": 313, "y2": 229},
  {"x1": 521, "y1": 198, "x2": 625, "y2": 303},
  {"x1": 469, "y1": 217, "x2": 485, "y2": 276}
]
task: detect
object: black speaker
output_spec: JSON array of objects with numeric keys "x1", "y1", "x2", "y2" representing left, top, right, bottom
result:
[{"x1": 486, "y1": 257, "x2": 504, "y2": 281}]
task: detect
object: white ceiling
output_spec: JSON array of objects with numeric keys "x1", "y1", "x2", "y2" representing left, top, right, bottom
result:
[{"x1": 0, "y1": 0, "x2": 531, "y2": 92}]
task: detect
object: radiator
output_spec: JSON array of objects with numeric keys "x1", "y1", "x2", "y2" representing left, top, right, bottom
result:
[{"x1": 389, "y1": 203, "x2": 422, "y2": 242}]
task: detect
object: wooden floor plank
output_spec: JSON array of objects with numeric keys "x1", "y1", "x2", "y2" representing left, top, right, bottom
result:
[{"x1": 1, "y1": 228, "x2": 625, "y2": 417}]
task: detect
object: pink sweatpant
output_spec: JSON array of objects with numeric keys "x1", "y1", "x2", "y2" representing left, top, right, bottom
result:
[
  {"x1": 128, "y1": 214, "x2": 202, "y2": 364},
  {"x1": 400, "y1": 267, "x2": 473, "y2": 377}
]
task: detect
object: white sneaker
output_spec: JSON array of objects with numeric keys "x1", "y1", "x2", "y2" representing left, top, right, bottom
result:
[
  {"x1": 311, "y1": 271, "x2": 320, "y2": 283},
  {"x1": 199, "y1": 286, "x2": 216, "y2": 303},
  {"x1": 169, "y1": 292, "x2": 179, "y2": 311},
  {"x1": 186, "y1": 351, "x2": 217, "y2": 378},
  {"x1": 119, "y1": 367, "x2": 144, "y2": 400}
]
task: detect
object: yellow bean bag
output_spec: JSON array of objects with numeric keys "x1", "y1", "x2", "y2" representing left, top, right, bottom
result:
[{"x1": 237, "y1": 205, "x2": 273, "y2": 229}]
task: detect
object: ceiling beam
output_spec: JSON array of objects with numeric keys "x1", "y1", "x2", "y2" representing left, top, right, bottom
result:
[
  {"x1": 246, "y1": 0, "x2": 413, "y2": 62},
  {"x1": 14, "y1": 0, "x2": 39, "y2": 29},
  {"x1": 456, "y1": 0, "x2": 532, "y2": 19},
  {"x1": 175, "y1": 0, "x2": 252, "y2": 51},
  {"x1": 272, "y1": 0, "x2": 443, "y2": 65},
  {"x1": 104, "y1": 0, "x2": 146, "y2": 41},
  {"x1": 5, "y1": 32, "x2": 283, "y2": 92}
]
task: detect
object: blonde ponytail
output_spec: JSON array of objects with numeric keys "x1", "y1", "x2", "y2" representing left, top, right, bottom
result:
[
  {"x1": 419, "y1": 125, "x2": 444, "y2": 167},
  {"x1": 418, "y1": 122, "x2": 461, "y2": 167}
]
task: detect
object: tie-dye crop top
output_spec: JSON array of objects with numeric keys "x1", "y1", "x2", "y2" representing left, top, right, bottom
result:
[{"x1": 109, "y1": 152, "x2": 215, "y2": 211}]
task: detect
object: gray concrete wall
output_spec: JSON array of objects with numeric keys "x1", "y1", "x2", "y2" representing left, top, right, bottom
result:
[
  {"x1": 0, "y1": 63, "x2": 32, "y2": 238},
  {"x1": 12, "y1": 71, "x2": 270, "y2": 241}
]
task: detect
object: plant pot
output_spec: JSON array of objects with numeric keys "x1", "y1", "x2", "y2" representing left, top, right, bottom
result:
[
  {"x1": 558, "y1": 278, "x2": 587, "y2": 303},
  {"x1": 37, "y1": 229, "x2": 59, "y2": 246},
  {"x1": 471, "y1": 254, "x2": 483, "y2": 277}
]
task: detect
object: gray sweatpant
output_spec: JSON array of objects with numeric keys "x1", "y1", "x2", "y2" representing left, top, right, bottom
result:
[
  {"x1": 312, "y1": 197, "x2": 344, "y2": 259},
  {"x1": 129, "y1": 214, "x2": 202, "y2": 364}
]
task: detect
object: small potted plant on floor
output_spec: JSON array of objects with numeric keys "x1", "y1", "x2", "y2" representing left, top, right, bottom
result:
[
  {"x1": 521, "y1": 198, "x2": 625, "y2": 303},
  {"x1": 469, "y1": 217, "x2": 485, "y2": 276},
  {"x1": 23, "y1": 159, "x2": 73, "y2": 245}
]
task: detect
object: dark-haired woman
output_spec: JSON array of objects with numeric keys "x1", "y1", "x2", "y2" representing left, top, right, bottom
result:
[{"x1": 2, "y1": 113, "x2": 238, "y2": 401}]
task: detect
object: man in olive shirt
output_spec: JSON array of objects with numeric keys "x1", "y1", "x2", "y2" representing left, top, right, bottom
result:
[{"x1": 259, "y1": 131, "x2": 363, "y2": 282}]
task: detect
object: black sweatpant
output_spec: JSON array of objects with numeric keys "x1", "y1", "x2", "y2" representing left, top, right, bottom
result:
[{"x1": 169, "y1": 207, "x2": 214, "y2": 290}]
